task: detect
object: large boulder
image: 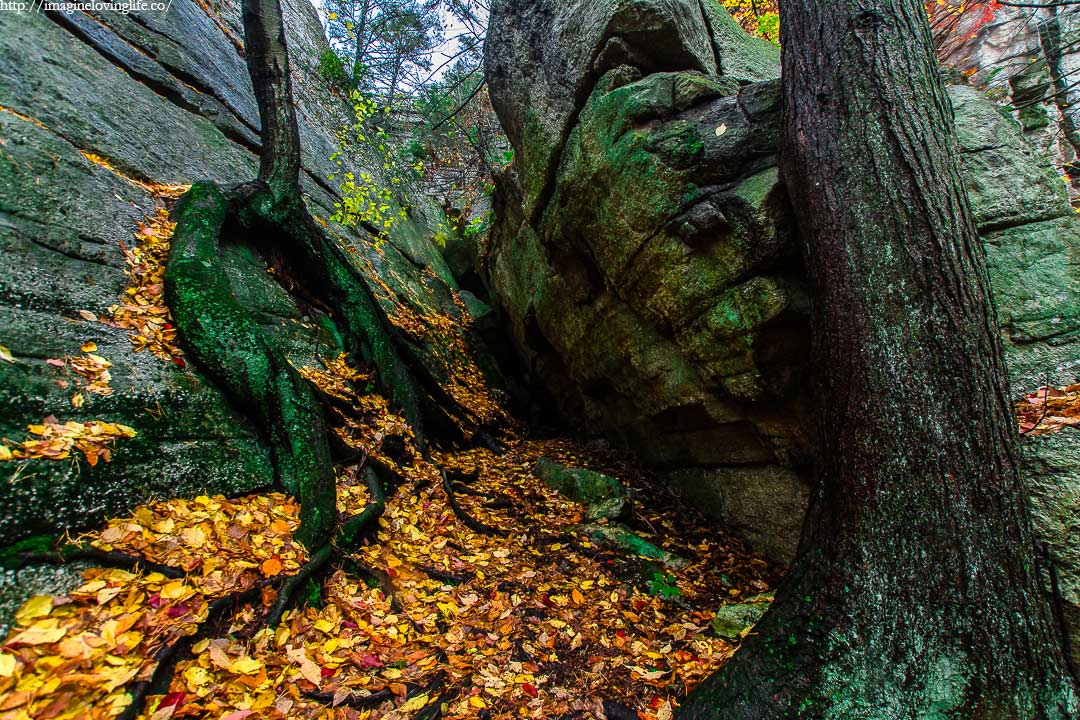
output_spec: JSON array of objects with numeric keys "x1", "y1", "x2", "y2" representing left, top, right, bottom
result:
[
  {"x1": 483, "y1": 0, "x2": 1080, "y2": 667},
  {"x1": 0, "y1": 0, "x2": 495, "y2": 627},
  {"x1": 484, "y1": 0, "x2": 805, "y2": 563}
]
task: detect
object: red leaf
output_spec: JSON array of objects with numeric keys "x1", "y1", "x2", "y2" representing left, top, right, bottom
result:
[
  {"x1": 358, "y1": 653, "x2": 382, "y2": 668},
  {"x1": 166, "y1": 603, "x2": 189, "y2": 618},
  {"x1": 522, "y1": 683, "x2": 538, "y2": 698},
  {"x1": 160, "y1": 692, "x2": 186, "y2": 708},
  {"x1": 320, "y1": 667, "x2": 336, "y2": 678}
]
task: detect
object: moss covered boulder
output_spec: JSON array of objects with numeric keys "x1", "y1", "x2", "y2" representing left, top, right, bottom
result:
[{"x1": 533, "y1": 456, "x2": 628, "y2": 519}]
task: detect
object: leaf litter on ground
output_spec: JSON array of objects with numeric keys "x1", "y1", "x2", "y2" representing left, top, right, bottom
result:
[
  {"x1": 1016, "y1": 384, "x2": 1080, "y2": 435},
  {"x1": 0, "y1": 408, "x2": 782, "y2": 719}
]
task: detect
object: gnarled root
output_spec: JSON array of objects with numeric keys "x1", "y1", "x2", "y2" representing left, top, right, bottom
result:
[
  {"x1": 165, "y1": 182, "x2": 336, "y2": 550},
  {"x1": 267, "y1": 466, "x2": 386, "y2": 627}
]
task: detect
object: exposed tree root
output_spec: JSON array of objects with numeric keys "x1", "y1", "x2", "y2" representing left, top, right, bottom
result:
[
  {"x1": 10, "y1": 544, "x2": 185, "y2": 579},
  {"x1": 416, "y1": 564, "x2": 470, "y2": 585},
  {"x1": 441, "y1": 469, "x2": 506, "y2": 536},
  {"x1": 267, "y1": 466, "x2": 386, "y2": 627},
  {"x1": 114, "y1": 467, "x2": 385, "y2": 718},
  {"x1": 117, "y1": 579, "x2": 275, "y2": 720}
]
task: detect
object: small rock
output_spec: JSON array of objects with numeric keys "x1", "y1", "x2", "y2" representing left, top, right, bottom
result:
[
  {"x1": 532, "y1": 456, "x2": 628, "y2": 519},
  {"x1": 579, "y1": 523, "x2": 687, "y2": 569},
  {"x1": 710, "y1": 598, "x2": 771, "y2": 640}
]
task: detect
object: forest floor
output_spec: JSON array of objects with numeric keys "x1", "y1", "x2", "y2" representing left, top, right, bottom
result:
[{"x1": 0, "y1": 421, "x2": 782, "y2": 720}]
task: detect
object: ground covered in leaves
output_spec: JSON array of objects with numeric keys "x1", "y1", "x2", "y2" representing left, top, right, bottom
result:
[{"x1": 0, "y1": 430, "x2": 780, "y2": 720}]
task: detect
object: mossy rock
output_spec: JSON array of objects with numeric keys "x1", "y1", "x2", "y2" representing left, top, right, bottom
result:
[
  {"x1": 533, "y1": 456, "x2": 628, "y2": 519},
  {"x1": 710, "y1": 596, "x2": 771, "y2": 640}
]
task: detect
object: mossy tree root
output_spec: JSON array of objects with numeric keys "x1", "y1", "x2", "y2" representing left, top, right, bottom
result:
[
  {"x1": 164, "y1": 182, "x2": 336, "y2": 550},
  {"x1": 8, "y1": 545, "x2": 185, "y2": 579},
  {"x1": 267, "y1": 466, "x2": 386, "y2": 627},
  {"x1": 440, "y1": 470, "x2": 505, "y2": 537},
  {"x1": 233, "y1": 185, "x2": 430, "y2": 446}
]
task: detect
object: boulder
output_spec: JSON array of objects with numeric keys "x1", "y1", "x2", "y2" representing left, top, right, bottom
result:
[
  {"x1": 484, "y1": 0, "x2": 777, "y2": 221},
  {"x1": 533, "y1": 456, "x2": 628, "y2": 519},
  {"x1": 484, "y1": 0, "x2": 806, "y2": 565}
]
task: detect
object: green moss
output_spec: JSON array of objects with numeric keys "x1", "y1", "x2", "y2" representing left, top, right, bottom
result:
[
  {"x1": 165, "y1": 182, "x2": 336, "y2": 550},
  {"x1": 0, "y1": 535, "x2": 59, "y2": 570}
]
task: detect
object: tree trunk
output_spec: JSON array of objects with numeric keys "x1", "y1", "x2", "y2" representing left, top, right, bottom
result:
[
  {"x1": 243, "y1": 0, "x2": 301, "y2": 200},
  {"x1": 678, "y1": 1, "x2": 1079, "y2": 717},
  {"x1": 353, "y1": 0, "x2": 372, "y2": 87}
]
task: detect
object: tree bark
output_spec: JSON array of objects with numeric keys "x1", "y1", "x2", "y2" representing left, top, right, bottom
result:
[
  {"x1": 243, "y1": 0, "x2": 302, "y2": 200},
  {"x1": 678, "y1": 1, "x2": 1079, "y2": 717}
]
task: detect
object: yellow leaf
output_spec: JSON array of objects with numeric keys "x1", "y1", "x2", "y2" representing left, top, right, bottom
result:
[
  {"x1": 0, "y1": 652, "x2": 16, "y2": 677},
  {"x1": 71, "y1": 393, "x2": 85, "y2": 408},
  {"x1": 0, "y1": 345, "x2": 13, "y2": 363},
  {"x1": 571, "y1": 588, "x2": 585, "y2": 604},
  {"x1": 160, "y1": 580, "x2": 188, "y2": 600},
  {"x1": 15, "y1": 595, "x2": 53, "y2": 622},
  {"x1": 230, "y1": 656, "x2": 264, "y2": 675},
  {"x1": 469, "y1": 695, "x2": 487, "y2": 709},
  {"x1": 180, "y1": 526, "x2": 206, "y2": 548},
  {"x1": 399, "y1": 693, "x2": 430, "y2": 712},
  {"x1": 183, "y1": 665, "x2": 211, "y2": 688},
  {"x1": 80, "y1": 341, "x2": 97, "y2": 353},
  {"x1": 0, "y1": 446, "x2": 11, "y2": 461},
  {"x1": 9, "y1": 624, "x2": 66, "y2": 646}
]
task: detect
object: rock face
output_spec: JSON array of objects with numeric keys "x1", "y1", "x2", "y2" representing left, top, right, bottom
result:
[
  {"x1": 483, "y1": 0, "x2": 1080, "y2": 664},
  {"x1": 484, "y1": 0, "x2": 809, "y2": 561},
  {"x1": 0, "y1": 0, "x2": 484, "y2": 626}
]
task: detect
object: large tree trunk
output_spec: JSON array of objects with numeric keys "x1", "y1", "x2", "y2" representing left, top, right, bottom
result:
[{"x1": 678, "y1": 1, "x2": 1079, "y2": 717}]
